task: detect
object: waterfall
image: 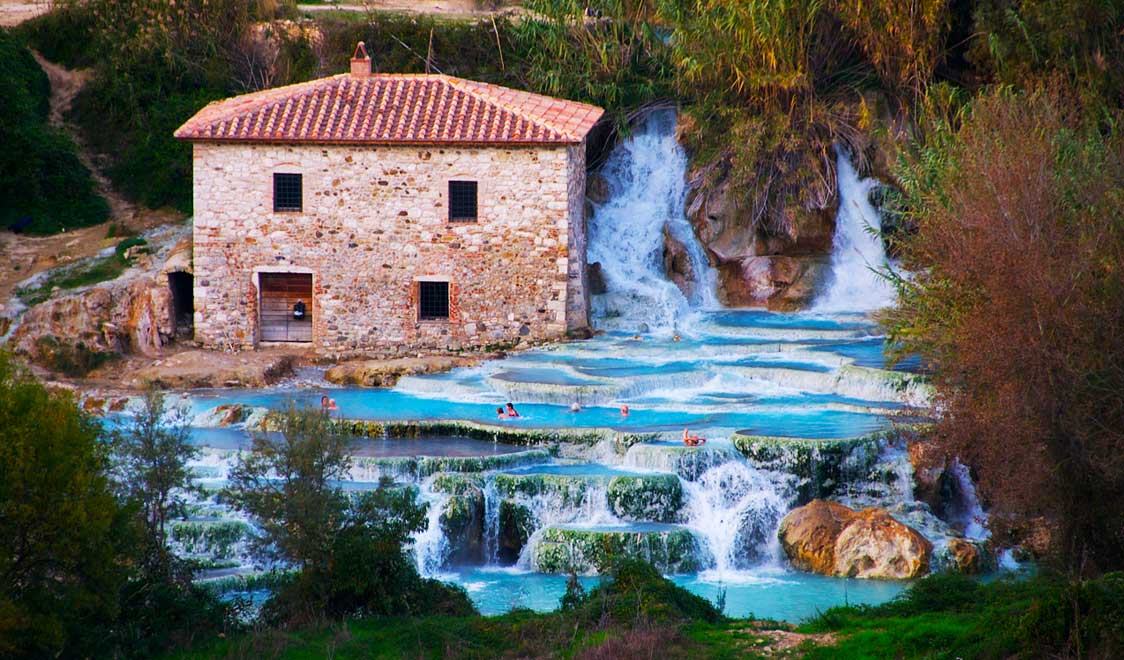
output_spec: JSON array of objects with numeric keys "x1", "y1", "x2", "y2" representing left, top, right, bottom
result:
[
  {"x1": 947, "y1": 460, "x2": 989, "y2": 541},
  {"x1": 587, "y1": 110, "x2": 718, "y2": 332},
  {"x1": 681, "y1": 460, "x2": 795, "y2": 574},
  {"x1": 482, "y1": 479, "x2": 501, "y2": 564},
  {"x1": 413, "y1": 480, "x2": 451, "y2": 577},
  {"x1": 813, "y1": 149, "x2": 896, "y2": 312}
]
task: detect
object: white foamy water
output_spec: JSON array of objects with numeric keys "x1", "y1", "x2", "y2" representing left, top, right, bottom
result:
[
  {"x1": 814, "y1": 150, "x2": 896, "y2": 312},
  {"x1": 682, "y1": 461, "x2": 795, "y2": 573},
  {"x1": 588, "y1": 110, "x2": 717, "y2": 332}
]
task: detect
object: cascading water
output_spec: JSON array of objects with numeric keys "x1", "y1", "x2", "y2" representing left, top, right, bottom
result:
[
  {"x1": 413, "y1": 480, "x2": 452, "y2": 577},
  {"x1": 682, "y1": 461, "x2": 795, "y2": 575},
  {"x1": 813, "y1": 149, "x2": 896, "y2": 312},
  {"x1": 587, "y1": 110, "x2": 718, "y2": 332}
]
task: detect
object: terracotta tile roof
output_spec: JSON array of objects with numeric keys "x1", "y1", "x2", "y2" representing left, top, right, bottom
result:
[{"x1": 174, "y1": 74, "x2": 604, "y2": 146}]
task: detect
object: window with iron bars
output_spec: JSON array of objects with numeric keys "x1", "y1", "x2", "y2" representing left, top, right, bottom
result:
[
  {"x1": 448, "y1": 180, "x2": 478, "y2": 221},
  {"x1": 418, "y1": 281, "x2": 450, "y2": 320},
  {"x1": 273, "y1": 173, "x2": 302, "y2": 212}
]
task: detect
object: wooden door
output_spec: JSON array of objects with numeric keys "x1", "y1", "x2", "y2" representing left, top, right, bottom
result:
[{"x1": 259, "y1": 273, "x2": 313, "y2": 342}]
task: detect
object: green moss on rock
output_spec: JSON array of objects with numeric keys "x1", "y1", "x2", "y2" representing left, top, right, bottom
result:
[
  {"x1": 607, "y1": 474, "x2": 683, "y2": 522},
  {"x1": 731, "y1": 430, "x2": 891, "y2": 502},
  {"x1": 531, "y1": 525, "x2": 700, "y2": 575}
]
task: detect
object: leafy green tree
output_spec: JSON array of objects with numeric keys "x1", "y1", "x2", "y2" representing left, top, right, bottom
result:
[
  {"x1": 225, "y1": 405, "x2": 473, "y2": 624},
  {"x1": 111, "y1": 388, "x2": 198, "y2": 576},
  {"x1": 0, "y1": 353, "x2": 130, "y2": 658}
]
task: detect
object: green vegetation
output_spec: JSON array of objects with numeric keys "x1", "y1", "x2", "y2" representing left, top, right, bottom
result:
[
  {"x1": 0, "y1": 28, "x2": 107, "y2": 234},
  {"x1": 223, "y1": 405, "x2": 473, "y2": 625},
  {"x1": 170, "y1": 560, "x2": 728, "y2": 659},
  {"x1": 800, "y1": 573, "x2": 1124, "y2": 659},
  {"x1": 17, "y1": 236, "x2": 148, "y2": 306},
  {"x1": 0, "y1": 355, "x2": 233, "y2": 658},
  {"x1": 31, "y1": 335, "x2": 117, "y2": 377}
]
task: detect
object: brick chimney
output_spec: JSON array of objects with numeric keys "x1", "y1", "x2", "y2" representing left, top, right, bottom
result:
[{"x1": 350, "y1": 41, "x2": 371, "y2": 78}]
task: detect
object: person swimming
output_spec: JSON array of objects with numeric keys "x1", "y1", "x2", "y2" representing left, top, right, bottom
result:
[
  {"x1": 682, "y1": 427, "x2": 705, "y2": 446},
  {"x1": 321, "y1": 395, "x2": 338, "y2": 411},
  {"x1": 620, "y1": 405, "x2": 630, "y2": 417},
  {"x1": 505, "y1": 402, "x2": 520, "y2": 418},
  {"x1": 496, "y1": 407, "x2": 508, "y2": 419},
  {"x1": 570, "y1": 402, "x2": 582, "y2": 413}
]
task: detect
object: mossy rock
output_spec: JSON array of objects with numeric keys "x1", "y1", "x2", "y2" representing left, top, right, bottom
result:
[
  {"x1": 623, "y1": 442, "x2": 740, "y2": 480},
  {"x1": 731, "y1": 431, "x2": 886, "y2": 503},
  {"x1": 169, "y1": 520, "x2": 251, "y2": 559},
  {"x1": 498, "y1": 500, "x2": 535, "y2": 563},
  {"x1": 336, "y1": 418, "x2": 610, "y2": 447},
  {"x1": 440, "y1": 491, "x2": 485, "y2": 564},
  {"x1": 351, "y1": 448, "x2": 555, "y2": 482},
  {"x1": 532, "y1": 525, "x2": 700, "y2": 575},
  {"x1": 607, "y1": 474, "x2": 683, "y2": 522},
  {"x1": 430, "y1": 472, "x2": 485, "y2": 496}
]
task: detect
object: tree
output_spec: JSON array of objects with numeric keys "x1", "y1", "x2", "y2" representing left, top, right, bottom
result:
[
  {"x1": 885, "y1": 85, "x2": 1124, "y2": 574},
  {"x1": 112, "y1": 388, "x2": 198, "y2": 576},
  {"x1": 0, "y1": 353, "x2": 130, "y2": 658},
  {"x1": 224, "y1": 405, "x2": 473, "y2": 624}
]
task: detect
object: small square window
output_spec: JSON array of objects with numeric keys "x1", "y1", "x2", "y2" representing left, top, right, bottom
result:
[
  {"x1": 273, "y1": 173, "x2": 302, "y2": 212},
  {"x1": 448, "y1": 180, "x2": 478, "y2": 221},
  {"x1": 418, "y1": 281, "x2": 450, "y2": 320}
]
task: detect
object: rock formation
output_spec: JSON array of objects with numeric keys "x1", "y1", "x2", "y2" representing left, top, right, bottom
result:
[
  {"x1": 10, "y1": 229, "x2": 191, "y2": 367},
  {"x1": 779, "y1": 499, "x2": 933, "y2": 579},
  {"x1": 683, "y1": 159, "x2": 837, "y2": 309}
]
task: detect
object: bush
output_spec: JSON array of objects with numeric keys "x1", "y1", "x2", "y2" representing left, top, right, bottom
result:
[
  {"x1": 0, "y1": 28, "x2": 108, "y2": 234},
  {"x1": 32, "y1": 336, "x2": 116, "y2": 377},
  {"x1": 885, "y1": 85, "x2": 1124, "y2": 572},
  {"x1": 803, "y1": 573, "x2": 1124, "y2": 659},
  {"x1": 0, "y1": 353, "x2": 130, "y2": 658}
]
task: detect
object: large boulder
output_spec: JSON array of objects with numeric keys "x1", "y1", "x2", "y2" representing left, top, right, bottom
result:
[
  {"x1": 717, "y1": 256, "x2": 830, "y2": 310},
  {"x1": 779, "y1": 499, "x2": 933, "y2": 579}
]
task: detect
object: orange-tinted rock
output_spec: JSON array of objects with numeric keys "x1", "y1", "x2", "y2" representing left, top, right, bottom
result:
[
  {"x1": 777, "y1": 499, "x2": 856, "y2": 575},
  {"x1": 779, "y1": 500, "x2": 933, "y2": 580},
  {"x1": 834, "y1": 508, "x2": 932, "y2": 579},
  {"x1": 946, "y1": 538, "x2": 982, "y2": 575}
]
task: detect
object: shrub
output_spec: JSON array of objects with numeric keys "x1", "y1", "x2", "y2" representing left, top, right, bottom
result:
[
  {"x1": 0, "y1": 28, "x2": 108, "y2": 234},
  {"x1": 32, "y1": 336, "x2": 116, "y2": 377},
  {"x1": 885, "y1": 85, "x2": 1124, "y2": 572}
]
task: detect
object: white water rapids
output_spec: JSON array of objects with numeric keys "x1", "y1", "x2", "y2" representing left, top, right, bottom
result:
[
  {"x1": 813, "y1": 149, "x2": 896, "y2": 312},
  {"x1": 587, "y1": 110, "x2": 718, "y2": 332}
]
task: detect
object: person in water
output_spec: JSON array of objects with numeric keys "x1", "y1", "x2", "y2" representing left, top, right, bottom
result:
[
  {"x1": 682, "y1": 427, "x2": 705, "y2": 446},
  {"x1": 570, "y1": 402, "x2": 582, "y2": 413},
  {"x1": 620, "y1": 405, "x2": 630, "y2": 417},
  {"x1": 505, "y1": 402, "x2": 520, "y2": 418},
  {"x1": 320, "y1": 395, "x2": 338, "y2": 411},
  {"x1": 496, "y1": 406, "x2": 508, "y2": 419}
]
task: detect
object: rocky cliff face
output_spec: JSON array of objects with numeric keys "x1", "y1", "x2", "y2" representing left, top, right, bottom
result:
[
  {"x1": 682, "y1": 159, "x2": 837, "y2": 310},
  {"x1": 9, "y1": 227, "x2": 191, "y2": 366}
]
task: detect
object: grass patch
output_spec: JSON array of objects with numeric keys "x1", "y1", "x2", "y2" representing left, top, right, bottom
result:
[
  {"x1": 32, "y1": 336, "x2": 117, "y2": 377},
  {"x1": 800, "y1": 572, "x2": 1124, "y2": 659},
  {"x1": 17, "y1": 237, "x2": 147, "y2": 305}
]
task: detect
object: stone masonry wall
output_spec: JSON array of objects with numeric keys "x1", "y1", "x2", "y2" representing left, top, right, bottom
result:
[
  {"x1": 564, "y1": 144, "x2": 590, "y2": 332},
  {"x1": 191, "y1": 141, "x2": 588, "y2": 354}
]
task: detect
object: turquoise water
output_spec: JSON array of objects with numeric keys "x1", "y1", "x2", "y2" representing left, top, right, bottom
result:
[
  {"x1": 443, "y1": 567, "x2": 907, "y2": 620},
  {"x1": 175, "y1": 309, "x2": 930, "y2": 622}
]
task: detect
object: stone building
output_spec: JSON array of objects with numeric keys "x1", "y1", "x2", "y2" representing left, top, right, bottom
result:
[{"x1": 174, "y1": 44, "x2": 603, "y2": 354}]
